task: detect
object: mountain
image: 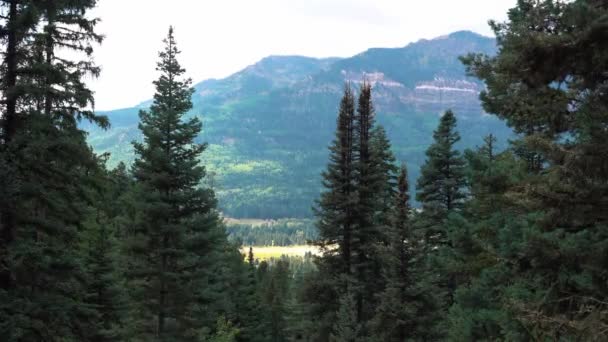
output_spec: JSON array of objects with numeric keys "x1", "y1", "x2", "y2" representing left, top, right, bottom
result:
[{"x1": 86, "y1": 31, "x2": 511, "y2": 219}]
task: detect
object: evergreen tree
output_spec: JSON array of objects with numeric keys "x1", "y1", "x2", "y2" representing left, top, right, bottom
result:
[
  {"x1": 351, "y1": 81, "x2": 379, "y2": 328},
  {"x1": 413, "y1": 110, "x2": 466, "y2": 337},
  {"x1": 310, "y1": 83, "x2": 399, "y2": 339},
  {"x1": 0, "y1": 1, "x2": 39, "y2": 291},
  {"x1": 445, "y1": 140, "x2": 526, "y2": 340},
  {"x1": 331, "y1": 291, "x2": 362, "y2": 342},
  {"x1": 80, "y1": 160, "x2": 131, "y2": 341},
  {"x1": 457, "y1": 0, "x2": 608, "y2": 338},
  {"x1": 335, "y1": 82, "x2": 399, "y2": 334},
  {"x1": 247, "y1": 246, "x2": 255, "y2": 266},
  {"x1": 258, "y1": 258, "x2": 290, "y2": 342},
  {"x1": 297, "y1": 264, "x2": 338, "y2": 341},
  {"x1": 416, "y1": 109, "x2": 466, "y2": 245},
  {"x1": 310, "y1": 84, "x2": 357, "y2": 339},
  {"x1": 315, "y1": 84, "x2": 356, "y2": 274},
  {"x1": 285, "y1": 260, "x2": 317, "y2": 342},
  {"x1": 81, "y1": 212, "x2": 125, "y2": 341},
  {"x1": 373, "y1": 165, "x2": 413, "y2": 340},
  {"x1": 369, "y1": 126, "x2": 398, "y2": 237},
  {"x1": 442, "y1": 160, "x2": 543, "y2": 339},
  {"x1": 0, "y1": 0, "x2": 108, "y2": 339},
  {"x1": 232, "y1": 249, "x2": 270, "y2": 342},
  {"x1": 232, "y1": 262, "x2": 266, "y2": 342},
  {"x1": 204, "y1": 316, "x2": 240, "y2": 342},
  {"x1": 124, "y1": 27, "x2": 224, "y2": 340}
]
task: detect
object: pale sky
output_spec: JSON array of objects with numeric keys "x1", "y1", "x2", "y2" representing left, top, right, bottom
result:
[{"x1": 89, "y1": 0, "x2": 517, "y2": 111}]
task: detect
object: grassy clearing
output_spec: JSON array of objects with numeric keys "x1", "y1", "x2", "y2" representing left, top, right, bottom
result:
[{"x1": 240, "y1": 245, "x2": 320, "y2": 261}]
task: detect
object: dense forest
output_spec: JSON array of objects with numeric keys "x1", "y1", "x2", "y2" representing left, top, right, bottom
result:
[{"x1": 1, "y1": 0, "x2": 608, "y2": 341}]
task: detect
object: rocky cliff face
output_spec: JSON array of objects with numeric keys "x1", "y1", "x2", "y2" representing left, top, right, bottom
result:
[
  {"x1": 87, "y1": 31, "x2": 509, "y2": 218},
  {"x1": 411, "y1": 78, "x2": 483, "y2": 116}
]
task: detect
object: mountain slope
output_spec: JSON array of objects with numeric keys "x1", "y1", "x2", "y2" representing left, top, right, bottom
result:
[{"x1": 87, "y1": 31, "x2": 510, "y2": 218}]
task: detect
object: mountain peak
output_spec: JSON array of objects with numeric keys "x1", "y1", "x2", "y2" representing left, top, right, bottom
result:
[
  {"x1": 426, "y1": 30, "x2": 492, "y2": 43},
  {"x1": 447, "y1": 30, "x2": 492, "y2": 40},
  {"x1": 92, "y1": 30, "x2": 506, "y2": 218}
]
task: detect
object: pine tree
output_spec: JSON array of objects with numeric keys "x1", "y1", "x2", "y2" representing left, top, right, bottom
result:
[
  {"x1": 124, "y1": 27, "x2": 223, "y2": 340},
  {"x1": 315, "y1": 84, "x2": 356, "y2": 274},
  {"x1": 457, "y1": 1, "x2": 608, "y2": 338},
  {"x1": 0, "y1": 0, "x2": 108, "y2": 339},
  {"x1": 310, "y1": 84, "x2": 399, "y2": 339},
  {"x1": 331, "y1": 291, "x2": 362, "y2": 342},
  {"x1": 351, "y1": 81, "x2": 378, "y2": 328},
  {"x1": 81, "y1": 205, "x2": 126, "y2": 341},
  {"x1": 412, "y1": 110, "x2": 467, "y2": 337},
  {"x1": 445, "y1": 140, "x2": 526, "y2": 340},
  {"x1": 0, "y1": 2, "x2": 39, "y2": 290},
  {"x1": 231, "y1": 247, "x2": 271, "y2": 342},
  {"x1": 372, "y1": 165, "x2": 438, "y2": 341},
  {"x1": 205, "y1": 316, "x2": 240, "y2": 342},
  {"x1": 350, "y1": 83, "x2": 399, "y2": 332},
  {"x1": 372, "y1": 165, "x2": 414, "y2": 341},
  {"x1": 285, "y1": 268, "x2": 316, "y2": 342},
  {"x1": 258, "y1": 258, "x2": 290, "y2": 342},
  {"x1": 247, "y1": 246, "x2": 255, "y2": 266},
  {"x1": 369, "y1": 125, "x2": 398, "y2": 236},
  {"x1": 310, "y1": 85, "x2": 357, "y2": 339},
  {"x1": 232, "y1": 258, "x2": 268, "y2": 342},
  {"x1": 79, "y1": 159, "x2": 131, "y2": 341},
  {"x1": 416, "y1": 109, "x2": 466, "y2": 245}
]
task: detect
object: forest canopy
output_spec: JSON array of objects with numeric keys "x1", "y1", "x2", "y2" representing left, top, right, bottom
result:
[{"x1": 1, "y1": 0, "x2": 607, "y2": 341}]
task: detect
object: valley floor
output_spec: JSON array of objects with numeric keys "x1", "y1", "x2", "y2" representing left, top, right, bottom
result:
[{"x1": 239, "y1": 245, "x2": 320, "y2": 261}]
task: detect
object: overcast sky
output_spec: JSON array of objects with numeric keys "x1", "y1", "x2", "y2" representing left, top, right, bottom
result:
[{"x1": 88, "y1": 0, "x2": 517, "y2": 111}]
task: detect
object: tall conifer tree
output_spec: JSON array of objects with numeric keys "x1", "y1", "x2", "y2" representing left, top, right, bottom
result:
[
  {"x1": 125, "y1": 27, "x2": 223, "y2": 340},
  {"x1": 372, "y1": 165, "x2": 414, "y2": 340},
  {"x1": 416, "y1": 109, "x2": 466, "y2": 245},
  {"x1": 352, "y1": 84, "x2": 397, "y2": 328},
  {"x1": 0, "y1": 0, "x2": 107, "y2": 339},
  {"x1": 459, "y1": 0, "x2": 608, "y2": 338},
  {"x1": 81, "y1": 160, "x2": 130, "y2": 341},
  {"x1": 314, "y1": 84, "x2": 356, "y2": 277},
  {"x1": 369, "y1": 126, "x2": 398, "y2": 234},
  {"x1": 373, "y1": 165, "x2": 438, "y2": 340},
  {"x1": 311, "y1": 84, "x2": 356, "y2": 340}
]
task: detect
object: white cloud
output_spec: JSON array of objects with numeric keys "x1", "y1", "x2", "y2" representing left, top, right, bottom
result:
[{"x1": 88, "y1": 0, "x2": 516, "y2": 110}]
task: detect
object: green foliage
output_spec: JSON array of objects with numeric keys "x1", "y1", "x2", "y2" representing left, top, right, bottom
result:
[
  {"x1": 416, "y1": 110, "x2": 467, "y2": 236},
  {"x1": 5, "y1": 1, "x2": 608, "y2": 341},
  {"x1": 79, "y1": 161, "x2": 132, "y2": 341},
  {"x1": 231, "y1": 258, "x2": 270, "y2": 342},
  {"x1": 306, "y1": 85, "x2": 357, "y2": 340},
  {"x1": 371, "y1": 165, "x2": 441, "y2": 341},
  {"x1": 258, "y1": 258, "x2": 290, "y2": 342},
  {"x1": 86, "y1": 32, "x2": 510, "y2": 219},
  {"x1": 0, "y1": 0, "x2": 108, "y2": 339},
  {"x1": 449, "y1": 0, "x2": 608, "y2": 339},
  {"x1": 331, "y1": 291, "x2": 362, "y2": 342},
  {"x1": 308, "y1": 84, "x2": 401, "y2": 340},
  {"x1": 203, "y1": 316, "x2": 240, "y2": 342},
  {"x1": 314, "y1": 84, "x2": 357, "y2": 274},
  {"x1": 123, "y1": 27, "x2": 226, "y2": 340}
]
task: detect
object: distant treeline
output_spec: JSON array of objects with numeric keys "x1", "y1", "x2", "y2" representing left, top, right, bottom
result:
[{"x1": 226, "y1": 219, "x2": 317, "y2": 246}]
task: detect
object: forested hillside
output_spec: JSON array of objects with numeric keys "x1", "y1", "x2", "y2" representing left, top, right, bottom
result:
[{"x1": 86, "y1": 31, "x2": 511, "y2": 218}]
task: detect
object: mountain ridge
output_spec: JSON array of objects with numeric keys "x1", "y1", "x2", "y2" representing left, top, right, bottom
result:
[{"x1": 88, "y1": 30, "x2": 511, "y2": 218}]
